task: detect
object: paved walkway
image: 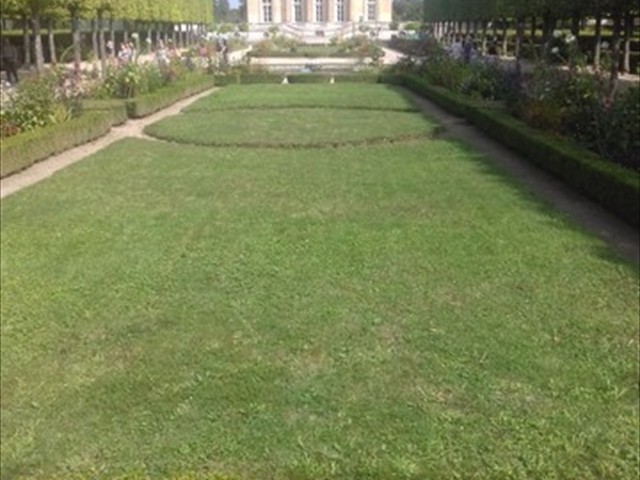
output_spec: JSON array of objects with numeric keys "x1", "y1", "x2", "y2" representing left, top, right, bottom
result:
[{"x1": 1, "y1": 80, "x2": 637, "y2": 266}]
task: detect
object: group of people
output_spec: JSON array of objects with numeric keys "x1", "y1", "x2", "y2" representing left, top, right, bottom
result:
[{"x1": 447, "y1": 34, "x2": 477, "y2": 63}]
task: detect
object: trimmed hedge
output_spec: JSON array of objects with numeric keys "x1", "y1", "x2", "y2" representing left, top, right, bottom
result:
[
  {"x1": 125, "y1": 75, "x2": 216, "y2": 118},
  {"x1": 213, "y1": 72, "x2": 284, "y2": 85},
  {"x1": 0, "y1": 111, "x2": 114, "y2": 178},
  {"x1": 248, "y1": 50, "x2": 363, "y2": 58},
  {"x1": 82, "y1": 99, "x2": 129, "y2": 126},
  {"x1": 213, "y1": 72, "x2": 383, "y2": 85},
  {"x1": 395, "y1": 74, "x2": 640, "y2": 227}
]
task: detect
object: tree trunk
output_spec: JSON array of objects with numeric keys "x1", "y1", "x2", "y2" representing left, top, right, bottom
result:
[
  {"x1": 22, "y1": 15, "x2": 31, "y2": 68},
  {"x1": 530, "y1": 15, "x2": 536, "y2": 40},
  {"x1": 98, "y1": 10, "x2": 106, "y2": 77},
  {"x1": 71, "y1": 11, "x2": 81, "y2": 75},
  {"x1": 481, "y1": 19, "x2": 488, "y2": 55},
  {"x1": 91, "y1": 18, "x2": 99, "y2": 63},
  {"x1": 571, "y1": 9, "x2": 580, "y2": 37},
  {"x1": 593, "y1": 10, "x2": 602, "y2": 68},
  {"x1": 47, "y1": 18, "x2": 57, "y2": 64},
  {"x1": 501, "y1": 17, "x2": 508, "y2": 56},
  {"x1": 109, "y1": 17, "x2": 115, "y2": 46},
  {"x1": 542, "y1": 9, "x2": 556, "y2": 58},
  {"x1": 623, "y1": 10, "x2": 633, "y2": 74},
  {"x1": 31, "y1": 14, "x2": 44, "y2": 72},
  {"x1": 610, "y1": 8, "x2": 622, "y2": 83},
  {"x1": 515, "y1": 15, "x2": 525, "y2": 73}
]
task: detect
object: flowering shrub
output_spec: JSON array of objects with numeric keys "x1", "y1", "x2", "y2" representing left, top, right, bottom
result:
[
  {"x1": 95, "y1": 57, "x2": 190, "y2": 99},
  {"x1": 0, "y1": 68, "x2": 81, "y2": 138},
  {"x1": 400, "y1": 40, "x2": 639, "y2": 171}
]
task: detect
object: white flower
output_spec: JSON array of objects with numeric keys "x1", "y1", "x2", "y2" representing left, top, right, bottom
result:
[
  {"x1": 565, "y1": 34, "x2": 576, "y2": 43},
  {"x1": 553, "y1": 30, "x2": 563, "y2": 38},
  {"x1": 601, "y1": 41, "x2": 610, "y2": 50},
  {"x1": 551, "y1": 46, "x2": 560, "y2": 54},
  {"x1": 131, "y1": 32, "x2": 139, "y2": 39}
]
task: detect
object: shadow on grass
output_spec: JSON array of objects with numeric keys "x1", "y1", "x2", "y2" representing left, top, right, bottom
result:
[{"x1": 443, "y1": 137, "x2": 640, "y2": 273}]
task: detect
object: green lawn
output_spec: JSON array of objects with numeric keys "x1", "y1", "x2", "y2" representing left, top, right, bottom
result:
[
  {"x1": 1, "y1": 85, "x2": 639, "y2": 480},
  {"x1": 145, "y1": 109, "x2": 436, "y2": 147}
]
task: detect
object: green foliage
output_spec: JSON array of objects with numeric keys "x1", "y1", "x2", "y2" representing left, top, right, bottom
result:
[
  {"x1": 97, "y1": 58, "x2": 191, "y2": 99},
  {"x1": 0, "y1": 68, "x2": 81, "y2": 134}
]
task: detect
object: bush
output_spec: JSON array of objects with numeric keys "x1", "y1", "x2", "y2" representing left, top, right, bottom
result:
[{"x1": 1, "y1": 67, "x2": 81, "y2": 136}]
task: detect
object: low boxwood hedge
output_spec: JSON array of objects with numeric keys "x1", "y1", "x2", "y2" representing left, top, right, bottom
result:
[
  {"x1": 125, "y1": 75, "x2": 216, "y2": 118},
  {"x1": 0, "y1": 111, "x2": 114, "y2": 178},
  {"x1": 213, "y1": 72, "x2": 383, "y2": 85},
  {"x1": 82, "y1": 98, "x2": 128, "y2": 125},
  {"x1": 214, "y1": 72, "x2": 285, "y2": 85},
  {"x1": 394, "y1": 74, "x2": 640, "y2": 227}
]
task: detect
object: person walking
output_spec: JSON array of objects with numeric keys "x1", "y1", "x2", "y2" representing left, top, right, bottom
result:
[{"x1": 1, "y1": 37, "x2": 19, "y2": 85}]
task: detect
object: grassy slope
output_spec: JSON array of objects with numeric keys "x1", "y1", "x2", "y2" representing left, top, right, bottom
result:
[{"x1": 1, "y1": 136, "x2": 638, "y2": 479}]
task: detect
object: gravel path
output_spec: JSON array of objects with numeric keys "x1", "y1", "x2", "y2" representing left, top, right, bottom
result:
[{"x1": 0, "y1": 87, "x2": 217, "y2": 200}]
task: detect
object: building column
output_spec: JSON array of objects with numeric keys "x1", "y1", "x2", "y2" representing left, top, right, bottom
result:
[
  {"x1": 247, "y1": 0, "x2": 261, "y2": 23},
  {"x1": 283, "y1": 0, "x2": 291, "y2": 22},
  {"x1": 327, "y1": 0, "x2": 335, "y2": 22},
  {"x1": 305, "y1": 0, "x2": 314, "y2": 22},
  {"x1": 273, "y1": 0, "x2": 282, "y2": 23},
  {"x1": 378, "y1": 0, "x2": 392, "y2": 22},
  {"x1": 349, "y1": 0, "x2": 362, "y2": 24}
]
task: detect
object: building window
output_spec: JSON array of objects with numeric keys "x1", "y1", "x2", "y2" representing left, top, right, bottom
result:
[
  {"x1": 336, "y1": 0, "x2": 345, "y2": 22},
  {"x1": 315, "y1": 0, "x2": 324, "y2": 22},
  {"x1": 262, "y1": 0, "x2": 273, "y2": 23},
  {"x1": 294, "y1": 0, "x2": 303, "y2": 22},
  {"x1": 367, "y1": 0, "x2": 376, "y2": 21}
]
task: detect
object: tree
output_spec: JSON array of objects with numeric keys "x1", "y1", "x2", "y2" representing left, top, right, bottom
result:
[
  {"x1": 393, "y1": 0, "x2": 423, "y2": 21},
  {"x1": 214, "y1": 0, "x2": 230, "y2": 23}
]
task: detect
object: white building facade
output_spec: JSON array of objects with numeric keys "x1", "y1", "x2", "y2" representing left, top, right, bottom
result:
[{"x1": 246, "y1": 0, "x2": 392, "y2": 24}]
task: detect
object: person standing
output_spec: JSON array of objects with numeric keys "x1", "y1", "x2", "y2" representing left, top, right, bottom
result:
[{"x1": 1, "y1": 37, "x2": 19, "y2": 85}]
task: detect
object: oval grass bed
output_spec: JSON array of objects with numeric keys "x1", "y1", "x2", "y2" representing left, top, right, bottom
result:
[
  {"x1": 145, "y1": 108, "x2": 437, "y2": 148},
  {"x1": 183, "y1": 84, "x2": 420, "y2": 113}
]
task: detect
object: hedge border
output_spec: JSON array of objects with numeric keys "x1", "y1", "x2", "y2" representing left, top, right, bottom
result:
[
  {"x1": 1, "y1": 75, "x2": 216, "y2": 178},
  {"x1": 394, "y1": 74, "x2": 640, "y2": 227},
  {"x1": 0, "y1": 111, "x2": 116, "y2": 178},
  {"x1": 125, "y1": 75, "x2": 216, "y2": 118},
  {"x1": 83, "y1": 99, "x2": 129, "y2": 126},
  {"x1": 213, "y1": 72, "x2": 383, "y2": 85}
]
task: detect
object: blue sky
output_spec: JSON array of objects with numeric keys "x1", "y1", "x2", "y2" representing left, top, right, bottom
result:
[{"x1": 229, "y1": 0, "x2": 240, "y2": 8}]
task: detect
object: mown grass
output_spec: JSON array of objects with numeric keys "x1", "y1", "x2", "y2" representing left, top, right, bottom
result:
[
  {"x1": 144, "y1": 108, "x2": 436, "y2": 147},
  {"x1": 1, "y1": 84, "x2": 639, "y2": 480},
  {"x1": 182, "y1": 84, "x2": 419, "y2": 112}
]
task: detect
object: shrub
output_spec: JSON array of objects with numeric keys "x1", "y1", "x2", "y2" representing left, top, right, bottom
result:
[{"x1": 0, "y1": 68, "x2": 81, "y2": 135}]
